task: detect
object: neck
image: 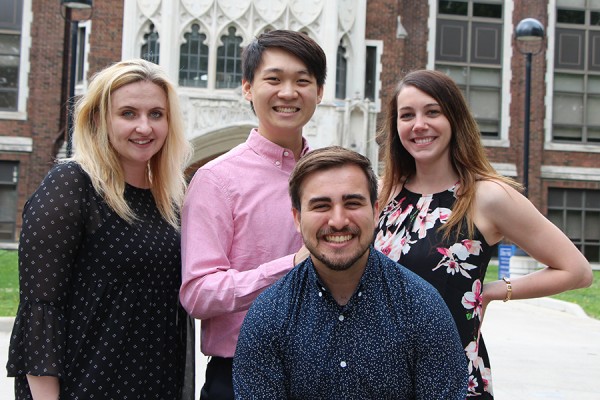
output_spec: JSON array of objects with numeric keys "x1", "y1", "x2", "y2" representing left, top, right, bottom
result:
[
  {"x1": 123, "y1": 165, "x2": 151, "y2": 189},
  {"x1": 257, "y1": 129, "x2": 304, "y2": 160},
  {"x1": 408, "y1": 160, "x2": 458, "y2": 194},
  {"x1": 312, "y1": 253, "x2": 369, "y2": 306}
]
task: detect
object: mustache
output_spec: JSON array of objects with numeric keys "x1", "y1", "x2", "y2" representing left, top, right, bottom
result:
[{"x1": 317, "y1": 226, "x2": 360, "y2": 236}]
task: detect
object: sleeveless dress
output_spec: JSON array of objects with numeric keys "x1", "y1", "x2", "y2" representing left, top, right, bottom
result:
[
  {"x1": 7, "y1": 162, "x2": 194, "y2": 399},
  {"x1": 374, "y1": 185, "x2": 495, "y2": 398}
]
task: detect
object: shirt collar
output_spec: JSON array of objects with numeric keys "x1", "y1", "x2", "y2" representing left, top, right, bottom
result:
[{"x1": 247, "y1": 129, "x2": 309, "y2": 172}]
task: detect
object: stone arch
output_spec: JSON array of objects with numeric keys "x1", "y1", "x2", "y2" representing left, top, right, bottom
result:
[{"x1": 186, "y1": 123, "x2": 255, "y2": 174}]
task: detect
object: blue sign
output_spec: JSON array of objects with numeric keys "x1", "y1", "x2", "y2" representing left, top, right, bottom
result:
[{"x1": 497, "y1": 244, "x2": 515, "y2": 279}]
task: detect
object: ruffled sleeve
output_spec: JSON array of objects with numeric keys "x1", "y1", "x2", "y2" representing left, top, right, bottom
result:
[{"x1": 6, "y1": 162, "x2": 89, "y2": 378}]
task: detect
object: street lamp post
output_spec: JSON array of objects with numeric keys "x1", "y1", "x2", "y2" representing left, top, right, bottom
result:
[
  {"x1": 515, "y1": 18, "x2": 545, "y2": 198},
  {"x1": 60, "y1": 0, "x2": 93, "y2": 158}
]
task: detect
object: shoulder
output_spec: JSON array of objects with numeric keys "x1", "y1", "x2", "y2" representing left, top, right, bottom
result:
[
  {"x1": 35, "y1": 161, "x2": 91, "y2": 195},
  {"x1": 474, "y1": 179, "x2": 523, "y2": 214}
]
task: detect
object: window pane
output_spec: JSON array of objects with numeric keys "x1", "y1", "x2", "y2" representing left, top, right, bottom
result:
[
  {"x1": 471, "y1": 23, "x2": 502, "y2": 64},
  {"x1": 584, "y1": 244, "x2": 599, "y2": 262},
  {"x1": 553, "y1": 126, "x2": 583, "y2": 141},
  {"x1": 548, "y1": 189, "x2": 564, "y2": 207},
  {"x1": 179, "y1": 24, "x2": 208, "y2": 88},
  {"x1": 592, "y1": 11, "x2": 600, "y2": 25},
  {"x1": 216, "y1": 27, "x2": 242, "y2": 89},
  {"x1": 553, "y1": 93, "x2": 584, "y2": 125},
  {"x1": 438, "y1": 0, "x2": 468, "y2": 15},
  {"x1": 336, "y1": 43, "x2": 347, "y2": 99},
  {"x1": 0, "y1": 0, "x2": 22, "y2": 30},
  {"x1": 557, "y1": 9, "x2": 586, "y2": 24},
  {"x1": 473, "y1": 3, "x2": 502, "y2": 19},
  {"x1": 567, "y1": 190, "x2": 583, "y2": 207},
  {"x1": 588, "y1": 127, "x2": 600, "y2": 142},
  {"x1": 587, "y1": 96, "x2": 600, "y2": 125},
  {"x1": 566, "y1": 210, "x2": 582, "y2": 239},
  {"x1": 477, "y1": 120, "x2": 499, "y2": 138},
  {"x1": 586, "y1": 190, "x2": 600, "y2": 208},
  {"x1": 555, "y1": 73, "x2": 584, "y2": 92},
  {"x1": 470, "y1": 68, "x2": 500, "y2": 86},
  {"x1": 548, "y1": 209, "x2": 564, "y2": 230},
  {"x1": 585, "y1": 211, "x2": 600, "y2": 240},
  {"x1": 470, "y1": 88, "x2": 500, "y2": 119},
  {"x1": 364, "y1": 46, "x2": 377, "y2": 101},
  {"x1": 587, "y1": 75, "x2": 600, "y2": 93},
  {"x1": 438, "y1": 65, "x2": 467, "y2": 85},
  {"x1": 555, "y1": 29, "x2": 584, "y2": 70},
  {"x1": 437, "y1": 20, "x2": 468, "y2": 62},
  {"x1": 141, "y1": 24, "x2": 159, "y2": 64}
]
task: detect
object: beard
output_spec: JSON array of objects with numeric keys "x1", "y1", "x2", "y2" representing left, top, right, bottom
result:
[{"x1": 304, "y1": 227, "x2": 371, "y2": 271}]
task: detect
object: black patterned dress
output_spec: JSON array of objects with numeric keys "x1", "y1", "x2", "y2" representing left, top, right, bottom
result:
[
  {"x1": 374, "y1": 185, "x2": 495, "y2": 398},
  {"x1": 7, "y1": 162, "x2": 194, "y2": 400}
]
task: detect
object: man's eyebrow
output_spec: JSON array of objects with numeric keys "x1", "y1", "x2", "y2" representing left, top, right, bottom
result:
[
  {"x1": 307, "y1": 196, "x2": 332, "y2": 206},
  {"x1": 343, "y1": 193, "x2": 367, "y2": 201}
]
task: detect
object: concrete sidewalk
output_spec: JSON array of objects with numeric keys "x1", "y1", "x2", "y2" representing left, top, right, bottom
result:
[{"x1": 1, "y1": 299, "x2": 599, "y2": 399}]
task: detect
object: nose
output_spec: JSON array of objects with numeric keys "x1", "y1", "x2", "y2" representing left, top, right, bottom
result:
[
  {"x1": 278, "y1": 81, "x2": 298, "y2": 99},
  {"x1": 136, "y1": 117, "x2": 152, "y2": 134},
  {"x1": 328, "y1": 205, "x2": 349, "y2": 230},
  {"x1": 412, "y1": 114, "x2": 428, "y2": 132}
]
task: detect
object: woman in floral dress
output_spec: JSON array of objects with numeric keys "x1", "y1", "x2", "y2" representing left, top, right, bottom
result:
[{"x1": 374, "y1": 69, "x2": 592, "y2": 398}]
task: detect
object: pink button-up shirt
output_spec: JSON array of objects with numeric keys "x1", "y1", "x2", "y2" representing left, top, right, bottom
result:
[{"x1": 180, "y1": 129, "x2": 308, "y2": 357}]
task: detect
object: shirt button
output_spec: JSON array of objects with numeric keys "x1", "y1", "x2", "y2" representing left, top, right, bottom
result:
[
  {"x1": 338, "y1": 315, "x2": 344, "y2": 321},
  {"x1": 283, "y1": 151, "x2": 289, "y2": 157},
  {"x1": 340, "y1": 361, "x2": 347, "y2": 368},
  {"x1": 358, "y1": 291, "x2": 362, "y2": 297},
  {"x1": 318, "y1": 292, "x2": 323, "y2": 297},
  {"x1": 275, "y1": 160, "x2": 281, "y2": 166}
]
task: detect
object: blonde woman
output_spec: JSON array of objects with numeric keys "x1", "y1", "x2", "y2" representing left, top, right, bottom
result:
[
  {"x1": 7, "y1": 59, "x2": 193, "y2": 400},
  {"x1": 374, "y1": 69, "x2": 592, "y2": 399}
]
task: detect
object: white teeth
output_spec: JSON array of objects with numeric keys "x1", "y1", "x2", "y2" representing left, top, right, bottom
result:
[
  {"x1": 324, "y1": 234, "x2": 352, "y2": 243},
  {"x1": 132, "y1": 139, "x2": 151, "y2": 145},
  {"x1": 414, "y1": 137, "x2": 434, "y2": 144},
  {"x1": 275, "y1": 107, "x2": 298, "y2": 113}
]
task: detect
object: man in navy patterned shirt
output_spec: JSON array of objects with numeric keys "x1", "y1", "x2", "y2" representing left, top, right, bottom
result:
[{"x1": 233, "y1": 146, "x2": 468, "y2": 399}]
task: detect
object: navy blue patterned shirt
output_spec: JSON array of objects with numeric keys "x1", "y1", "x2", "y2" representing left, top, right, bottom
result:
[{"x1": 233, "y1": 248, "x2": 468, "y2": 399}]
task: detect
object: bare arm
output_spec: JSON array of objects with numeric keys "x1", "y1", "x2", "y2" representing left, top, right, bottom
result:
[
  {"x1": 26, "y1": 375, "x2": 59, "y2": 400},
  {"x1": 474, "y1": 180, "x2": 593, "y2": 306}
]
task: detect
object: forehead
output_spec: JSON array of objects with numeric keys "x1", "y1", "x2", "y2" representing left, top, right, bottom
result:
[
  {"x1": 300, "y1": 165, "x2": 370, "y2": 201},
  {"x1": 396, "y1": 85, "x2": 436, "y2": 106},
  {"x1": 256, "y1": 48, "x2": 310, "y2": 75},
  {"x1": 110, "y1": 81, "x2": 166, "y2": 106}
]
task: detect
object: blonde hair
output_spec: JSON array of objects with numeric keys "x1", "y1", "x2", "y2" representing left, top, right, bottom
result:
[
  {"x1": 378, "y1": 69, "x2": 521, "y2": 240},
  {"x1": 68, "y1": 59, "x2": 191, "y2": 229}
]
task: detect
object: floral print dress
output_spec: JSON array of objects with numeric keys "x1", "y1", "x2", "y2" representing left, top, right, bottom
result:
[{"x1": 374, "y1": 185, "x2": 495, "y2": 398}]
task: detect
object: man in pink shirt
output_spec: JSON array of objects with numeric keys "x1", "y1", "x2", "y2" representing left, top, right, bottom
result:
[{"x1": 180, "y1": 30, "x2": 327, "y2": 400}]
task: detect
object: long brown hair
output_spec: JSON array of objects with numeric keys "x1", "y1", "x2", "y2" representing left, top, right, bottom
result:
[{"x1": 378, "y1": 69, "x2": 521, "y2": 240}]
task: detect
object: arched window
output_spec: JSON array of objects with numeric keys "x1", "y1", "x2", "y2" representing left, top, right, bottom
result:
[
  {"x1": 141, "y1": 24, "x2": 159, "y2": 64},
  {"x1": 179, "y1": 24, "x2": 209, "y2": 88},
  {"x1": 336, "y1": 42, "x2": 347, "y2": 99},
  {"x1": 216, "y1": 27, "x2": 243, "y2": 89}
]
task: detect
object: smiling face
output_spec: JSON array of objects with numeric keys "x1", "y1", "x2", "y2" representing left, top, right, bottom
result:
[
  {"x1": 242, "y1": 48, "x2": 323, "y2": 150},
  {"x1": 108, "y1": 80, "x2": 168, "y2": 184},
  {"x1": 396, "y1": 85, "x2": 453, "y2": 168},
  {"x1": 292, "y1": 164, "x2": 378, "y2": 273}
]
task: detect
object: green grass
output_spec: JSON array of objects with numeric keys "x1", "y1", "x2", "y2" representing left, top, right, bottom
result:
[
  {"x1": 0, "y1": 249, "x2": 19, "y2": 317},
  {"x1": 0, "y1": 251, "x2": 599, "y2": 319},
  {"x1": 485, "y1": 263, "x2": 600, "y2": 320}
]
